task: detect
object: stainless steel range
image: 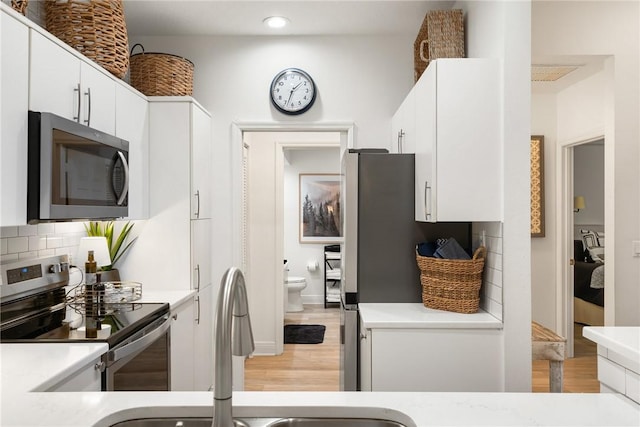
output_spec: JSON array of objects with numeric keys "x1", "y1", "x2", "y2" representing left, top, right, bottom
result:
[{"x1": 0, "y1": 254, "x2": 171, "y2": 391}]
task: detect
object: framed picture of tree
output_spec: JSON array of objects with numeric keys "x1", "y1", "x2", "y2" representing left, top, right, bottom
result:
[{"x1": 299, "y1": 174, "x2": 342, "y2": 243}]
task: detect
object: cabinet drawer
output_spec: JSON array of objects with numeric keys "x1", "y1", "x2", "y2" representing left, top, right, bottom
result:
[{"x1": 597, "y1": 355, "x2": 626, "y2": 393}]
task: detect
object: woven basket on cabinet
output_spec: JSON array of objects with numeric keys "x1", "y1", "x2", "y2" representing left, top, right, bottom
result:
[
  {"x1": 129, "y1": 44, "x2": 194, "y2": 96},
  {"x1": 413, "y1": 9, "x2": 465, "y2": 82},
  {"x1": 416, "y1": 246, "x2": 485, "y2": 314},
  {"x1": 45, "y1": 0, "x2": 129, "y2": 79}
]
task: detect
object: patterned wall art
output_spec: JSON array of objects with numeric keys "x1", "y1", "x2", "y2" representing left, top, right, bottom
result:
[{"x1": 530, "y1": 135, "x2": 545, "y2": 237}]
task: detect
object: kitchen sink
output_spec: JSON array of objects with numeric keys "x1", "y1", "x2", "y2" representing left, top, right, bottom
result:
[{"x1": 110, "y1": 417, "x2": 408, "y2": 427}]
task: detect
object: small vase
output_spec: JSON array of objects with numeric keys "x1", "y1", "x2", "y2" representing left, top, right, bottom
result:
[{"x1": 11, "y1": 0, "x2": 28, "y2": 15}]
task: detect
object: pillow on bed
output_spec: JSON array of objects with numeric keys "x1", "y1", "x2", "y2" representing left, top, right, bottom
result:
[
  {"x1": 588, "y1": 246, "x2": 605, "y2": 262},
  {"x1": 581, "y1": 229, "x2": 602, "y2": 249}
]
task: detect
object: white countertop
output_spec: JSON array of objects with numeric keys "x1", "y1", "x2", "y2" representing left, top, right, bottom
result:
[
  {"x1": 583, "y1": 326, "x2": 640, "y2": 363},
  {"x1": 137, "y1": 289, "x2": 196, "y2": 309},
  {"x1": 359, "y1": 303, "x2": 503, "y2": 329},
  {"x1": 2, "y1": 341, "x2": 639, "y2": 426}
]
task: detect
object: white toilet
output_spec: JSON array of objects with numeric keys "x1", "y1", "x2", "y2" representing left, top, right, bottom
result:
[{"x1": 285, "y1": 276, "x2": 307, "y2": 312}]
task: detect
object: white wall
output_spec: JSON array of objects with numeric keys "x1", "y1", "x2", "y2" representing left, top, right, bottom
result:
[
  {"x1": 531, "y1": 93, "x2": 558, "y2": 329},
  {"x1": 284, "y1": 148, "x2": 341, "y2": 304},
  {"x1": 130, "y1": 32, "x2": 414, "y2": 315},
  {"x1": 532, "y1": 0, "x2": 640, "y2": 326},
  {"x1": 574, "y1": 142, "x2": 605, "y2": 231}
]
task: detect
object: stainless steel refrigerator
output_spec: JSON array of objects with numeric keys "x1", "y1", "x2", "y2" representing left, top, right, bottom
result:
[{"x1": 339, "y1": 149, "x2": 470, "y2": 391}]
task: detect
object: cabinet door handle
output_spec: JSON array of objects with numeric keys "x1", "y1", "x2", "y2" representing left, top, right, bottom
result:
[
  {"x1": 194, "y1": 190, "x2": 200, "y2": 218},
  {"x1": 83, "y1": 87, "x2": 92, "y2": 126},
  {"x1": 195, "y1": 295, "x2": 201, "y2": 325},
  {"x1": 73, "y1": 83, "x2": 81, "y2": 122},
  {"x1": 424, "y1": 181, "x2": 432, "y2": 220},
  {"x1": 194, "y1": 264, "x2": 201, "y2": 291},
  {"x1": 397, "y1": 129, "x2": 405, "y2": 153}
]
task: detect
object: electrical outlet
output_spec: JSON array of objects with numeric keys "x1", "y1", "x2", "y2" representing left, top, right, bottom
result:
[{"x1": 633, "y1": 240, "x2": 640, "y2": 257}]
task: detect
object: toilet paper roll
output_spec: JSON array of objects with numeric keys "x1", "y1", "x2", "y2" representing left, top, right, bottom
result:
[{"x1": 306, "y1": 260, "x2": 319, "y2": 272}]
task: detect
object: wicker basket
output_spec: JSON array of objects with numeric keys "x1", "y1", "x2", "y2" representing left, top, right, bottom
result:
[
  {"x1": 11, "y1": 0, "x2": 28, "y2": 15},
  {"x1": 45, "y1": 0, "x2": 129, "y2": 79},
  {"x1": 414, "y1": 9, "x2": 465, "y2": 82},
  {"x1": 416, "y1": 246, "x2": 485, "y2": 314},
  {"x1": 129, "y1": 44, "x2": 194, "y2": 96}
]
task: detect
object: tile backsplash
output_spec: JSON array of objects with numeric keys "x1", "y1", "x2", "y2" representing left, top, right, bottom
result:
[
  {"x1": 1, "y1": 222, "x2": 86, "y2": 265},
  {"x1": 472, "y1": 222, "x2": 504, "y2": 321}
]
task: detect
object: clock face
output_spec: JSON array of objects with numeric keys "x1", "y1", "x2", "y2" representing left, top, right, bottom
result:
[{"x1": 270, "y1": 68, "x2": 316, "y2": 115}]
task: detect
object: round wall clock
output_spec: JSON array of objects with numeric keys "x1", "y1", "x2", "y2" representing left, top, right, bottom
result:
[{"x1": 270, "y1": 68, "x2": 317, "y2": 115}]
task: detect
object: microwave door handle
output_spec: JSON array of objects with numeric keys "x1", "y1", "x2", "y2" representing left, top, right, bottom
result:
[{"x1": 115, "y1": 151, "x2": 129, "y2": 206}]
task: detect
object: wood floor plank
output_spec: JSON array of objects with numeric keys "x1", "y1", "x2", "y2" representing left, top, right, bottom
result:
[{"x1": 244, "y1": 305, "x2": 599, "y2": 393}]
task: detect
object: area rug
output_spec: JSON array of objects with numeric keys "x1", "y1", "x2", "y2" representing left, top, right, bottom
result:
[{"x1": 284, "y1": 324, "x2": 326, "y2": 344}]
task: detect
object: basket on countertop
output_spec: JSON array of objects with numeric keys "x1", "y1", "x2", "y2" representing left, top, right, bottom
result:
[
  {"x1": 414, "y1": 9, "x2": 465, "y2": 82},
  {"x1": 45, "y1": 0, "x2": 129, "y2": 79},
  {"x1": 129, "y1": 44, "x2": 194, "y2": 96},
  {"x1": 11, "y1": 0, "x2": 28, "y2": 15},
  {"x1": 416, "y1": 246, "x2": 485, "y2": 314}
]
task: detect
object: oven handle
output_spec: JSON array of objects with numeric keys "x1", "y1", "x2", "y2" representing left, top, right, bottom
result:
[{"x1": 106, "y1": 314, "x2": 171, "y2": 364}]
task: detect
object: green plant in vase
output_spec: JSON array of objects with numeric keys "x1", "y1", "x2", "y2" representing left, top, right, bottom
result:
[{"x1": 84, "y1": 221, "x2": 137, "y2": 280}]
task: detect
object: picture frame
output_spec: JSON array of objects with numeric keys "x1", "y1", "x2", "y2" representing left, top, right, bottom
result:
[
  {"x1": 299, "y1": 173, "x2": 342, "y2": 243},
  {"x1": 531, "y1": 135, "x2": 545, "y2": 237}
]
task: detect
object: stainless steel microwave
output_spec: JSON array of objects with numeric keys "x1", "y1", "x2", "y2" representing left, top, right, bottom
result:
[{"x1": 27, "y1": 111, "x2": 129, "y2": 223}]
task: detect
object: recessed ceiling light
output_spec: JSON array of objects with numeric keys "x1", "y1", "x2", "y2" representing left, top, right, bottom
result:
[{"x1": 263, "y1": 16, "x2": 290, "y2": 29}]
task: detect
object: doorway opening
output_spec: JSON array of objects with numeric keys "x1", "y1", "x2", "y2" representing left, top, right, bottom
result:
[{"x1": 231, "y1": 123, "x2": 353, "y2": 362}]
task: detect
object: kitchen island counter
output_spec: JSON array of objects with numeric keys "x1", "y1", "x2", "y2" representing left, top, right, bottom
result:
[{"x1": 2, "y1": 343, "x2": 639, "y2": 427}]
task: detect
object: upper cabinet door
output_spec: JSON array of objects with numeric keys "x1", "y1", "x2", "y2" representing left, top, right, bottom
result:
[
  {"x1": 29, "y1": 30, "x2": 81, "y2": 123},
  {"x1": 79, "y1": 61, "x2": 116, "y2": 134},
  {"x1": 116, "y1": 85, "x2": 149, "y2": 220},
  {"x1": 414, "y1": 59, "x2": 502, "y2": 223},
  {"x1": 29, "y1": 30, "x2": 116, "y2": 134},
  {"x1": 390, "y1": 89, "x2": 416, "y2": 154},
  {"x1": 1, "y1": 10, "x2": 29, "y2": 226},
  {"x1": 191, "y1": 104, "x2": 212, "y2": 220}
]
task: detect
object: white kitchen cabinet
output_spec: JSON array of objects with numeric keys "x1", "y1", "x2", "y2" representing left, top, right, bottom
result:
[
  {"x1": 359, "y1": 303, "x2": 503, "y2": 392},
  {"x1": 45, "y1": 357, "x2": 102, "y2": 392},
  {"x1": 29, "y1": 30, "x2": 116, "y2": 134},
  {"x1": 170, "y1": 296, "x2": 196, "y2": 391},
  {"x1": 412, "y1": 58, "x2": 501, "y2": 222},
  {"x1": 0, "y1": 8, "x2": 29, "y2": 226},
  {"x1": 193, "y1": 283, "x2": 214, "y2": 391},
  {"x1": 115, "y1": 85, "x2": 149, "y2": 220},
  {"x1": 390, "y1": 88, "x2": 415, "y2": 154},
  {"x1": 191, "y1": 105, "x2": 213, "y2": 219},
  {"x1": 118, "y1": 97, "x2": 214, "y2": 391}
]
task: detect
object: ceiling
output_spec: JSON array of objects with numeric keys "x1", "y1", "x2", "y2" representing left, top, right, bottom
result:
[
  {"x1": 123, "y1": 0, "x2": 455, "y2": 37},
  {"x1": 122, "y1": 1, "x2": 605, "y2": 92}
]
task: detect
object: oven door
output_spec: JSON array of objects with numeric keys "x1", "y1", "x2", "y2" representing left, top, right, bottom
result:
[{"x1": 102, "y1": 313, "x2": 171, "y2": 391}]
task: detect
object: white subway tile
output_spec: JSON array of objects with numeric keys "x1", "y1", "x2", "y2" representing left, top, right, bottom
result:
[
  {"x1": 1, "y1": 253, "x2": 19, "y2": 263},
  {"x1": 29, "y1": 235, "x2": 47, "y2": 251},
  {"x1": 0, "y1": 226, "x2": 18, "y2": 238},
  {"x1": 37, "y1": 223, "x2": 55, "y2": 235},
  {"x1": 17, "y1": 251, "x2": 39, "y2": 261},
  {"x1": 1, "y1": 239, "x2": 7, "y2": 255},
  {"x1": 7, "y1": 237, "x2": 29, "y2": 253},
  {"x1": 18, "y1": 225, "x2": 38, "y2": 236},
  {"x1": 63, "y1": 234, "x2": 83, "y2": 247},
  {"x1": 37, "y1": 249, "x2": 55, "y2": 257},
  {"x1": 55, "y1": 222, "x2": 86, "y2": 234},
  {"x1": 46, "y1": 236, "x2": 64, "y2": 249}
]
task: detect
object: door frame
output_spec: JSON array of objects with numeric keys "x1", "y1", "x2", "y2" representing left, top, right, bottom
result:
[
  {"x1": 556, "y1": 133, "x2": 604, "y2": 358},
  {"x1": 231, "y1": 122, "x2": 354, "y2": 355}
]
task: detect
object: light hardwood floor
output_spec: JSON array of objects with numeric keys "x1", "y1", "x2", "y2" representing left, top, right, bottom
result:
[{"x1": 244, "y1": 305, "x2": 598, "y2": 392}]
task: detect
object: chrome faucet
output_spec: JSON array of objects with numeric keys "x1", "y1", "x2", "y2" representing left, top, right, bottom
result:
[{"x1": 213, "y1": 267, "x2": 255, "y2": 427}]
